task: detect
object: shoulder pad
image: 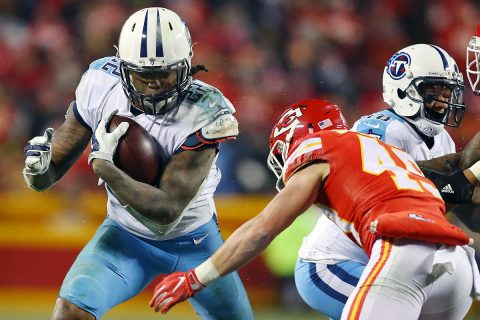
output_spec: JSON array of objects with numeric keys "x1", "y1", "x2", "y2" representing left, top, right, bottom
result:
[
  {"x1": 353, "y1": 110, "x2": 403, "y2": 142},
  {"x1": 283, "y1": 136, "x2": 324, "y2": 183},
  {"x1": 88, "y1": 56, "x2": 121, "y2": 78},
  {"x1": 200, "y1": 114, "x2": 238, "y2": 141},
  {"x1": 183, "y1": 81, "x2": 236, "y2": 116}
]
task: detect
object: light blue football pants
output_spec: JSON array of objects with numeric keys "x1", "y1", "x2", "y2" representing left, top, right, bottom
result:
[
  {"x1": 59, "y1": 217, "x2": 253, "y2": 319},
  {"x1": 295, "y1": 258, "x2": 365, "y2": 320}
]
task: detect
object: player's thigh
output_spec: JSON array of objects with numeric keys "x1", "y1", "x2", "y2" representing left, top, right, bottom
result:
[
  {"x1": 174, "y1": 218, "x2": 253, "y2": 319},
  {"x1": 294, "y1": 258, "x2": 364, "y2": 320},
  {"x1": 420, "y1": 245, "x2": 474, "y2": 320},
  {"x1": 342, "y1": 239, "x2": 438, "y2": 320},
  {"x1": 60, "y1": 218, "x2": 170, "y2": 319}
]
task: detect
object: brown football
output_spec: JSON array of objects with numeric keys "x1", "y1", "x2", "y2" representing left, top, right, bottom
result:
[{"x1": 108, "y1": 115, "x2": 160, "y2": 185}]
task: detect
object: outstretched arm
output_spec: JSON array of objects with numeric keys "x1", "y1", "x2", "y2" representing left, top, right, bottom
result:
[
  {"x1": 149, "y1": 161, "x2": 329, "y2": 313},
  {"x1": 416, "y1": 131, "x2": 480, "y2": 174},
  {"x1": 460, "y1": 131, "x2": 480, "y2": 169}
]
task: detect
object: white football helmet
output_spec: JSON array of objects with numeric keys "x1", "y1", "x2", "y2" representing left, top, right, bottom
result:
[
  {"x1": 467, "y1": 22, "x2": 480, "y2": 96},
  {"x1": 383, "y1": 44, "x2": 465, "y2": 137},
  {"x1": 118, "y1": 7, "x2": 193, "y2": 115}
]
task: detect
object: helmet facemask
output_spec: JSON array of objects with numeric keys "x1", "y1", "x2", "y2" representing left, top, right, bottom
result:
[
  {"x1": 467, "y1": 31, "x2": 480, "y2": 96},
  {"x1": 267, "y1": 133, "x2": 294, "y2": 191},
  {"x1": 267, "y1": 99, "x2": 349, "y2": 191},
  {"x1": 407, "y1": 77, "x2": 465, "y2": 128},
  {"x1": 117, "y1": 7, "x2": 193, "y2": 116},
  {"x1": 120, "y1": 59, "x2": 191, "y2": 115},
  {"x1": 383, "y1": 44, "x2": 467, "y2": 136}
]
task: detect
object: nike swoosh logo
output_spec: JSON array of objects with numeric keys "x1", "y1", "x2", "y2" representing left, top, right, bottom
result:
[
  {"x1": 193, "y1": 233, "x2": 209, "y2": 245},
  {"x1": 364, "y1": 123, "x2": 380, "y2": 129},
  {"x1": 173, "y1": 276, "x2": 185, "y2": 293}
]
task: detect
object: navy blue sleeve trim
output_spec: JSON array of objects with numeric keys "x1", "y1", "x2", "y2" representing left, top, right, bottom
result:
[
  {"x1": 182, "y1": 132, "x2": 204, "y2": 148},
  {"x1": 72, "y1": 101, "x2": 92, "y2": 133}
]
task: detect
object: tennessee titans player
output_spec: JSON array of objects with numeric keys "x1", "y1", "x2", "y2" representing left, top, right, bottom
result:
[
  {"x1": 293, "y1": 44, "x2": 480, "y2": 319},
  {"x1": 22, "y1": 7, "x2": 253, "y2": 320}
]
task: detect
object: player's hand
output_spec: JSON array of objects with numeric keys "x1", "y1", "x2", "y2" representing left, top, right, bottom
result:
[
  {"x1": 88, "y1": 110, "x2": 129, "y2": 164},
  {"x1": 23, "y1": 128, "x2": 55, "y2": 175},
  {"x1": 149, "y1": 270, "x2": 205, "y2": 314}
]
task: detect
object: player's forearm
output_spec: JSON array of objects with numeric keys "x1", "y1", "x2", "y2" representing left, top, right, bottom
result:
[
  {"x1": 194, "y1": 217, "x2": 274, "y2": 286},
  {"x1": 417, "y1": 152, "x2": 461, "y2": 174},
  {"x1": 215, "y1": 218, "x2": 273, "y2": 276},
  {"x1": 460, "y1": 131, "x2": 480, "y2": 169},
  {"x1": 92, "y1": 159, "x2": 182, "y2": 223}
]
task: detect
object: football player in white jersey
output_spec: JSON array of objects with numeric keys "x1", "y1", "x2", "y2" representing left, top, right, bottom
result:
[
  {"x1": 22, "y1": 7, "x2": 253, "y2": 320},
  {"x1": 293, "y1": 44, "x2": 480, "y2": 319}
]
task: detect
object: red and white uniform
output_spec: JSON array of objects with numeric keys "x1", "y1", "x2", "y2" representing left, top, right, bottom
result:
[
  {"x1": 284, "y1": 130, "x2": 468, "y2": 255},
  {"x1": 284, "y1": 130, "x2": 478, "y2": 319}
]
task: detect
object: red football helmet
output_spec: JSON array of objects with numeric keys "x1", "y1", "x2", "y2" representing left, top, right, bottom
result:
[
  {"x1": 267, "y1": 98, "x2": 349, "y2": 190},
  {"x1": 467, "y1": 21, "x2": 480, "y2": 95}
]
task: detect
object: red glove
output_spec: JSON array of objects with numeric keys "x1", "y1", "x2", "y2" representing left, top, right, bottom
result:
[{"x1": 149, "y1": 269, "x2": 205, "y2": 314}]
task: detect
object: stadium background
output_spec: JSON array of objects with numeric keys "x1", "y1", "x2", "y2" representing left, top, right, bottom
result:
[{"x1": 1, "y1": 0, "x2": 480, "y2": 318}]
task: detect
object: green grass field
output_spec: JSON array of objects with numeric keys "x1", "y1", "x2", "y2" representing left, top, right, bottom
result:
[
  {"x1": 1, "y1": 289, "x2": 479, "y2": 320},
  {"x1": 0, "y1": 289, "x2": 325, "y2": 320}
]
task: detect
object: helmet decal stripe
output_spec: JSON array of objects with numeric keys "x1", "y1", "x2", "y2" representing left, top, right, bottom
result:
[
  {"x1": 140, "y1": 10, "x2": 149, "y2": 57},
  {"x1": 156, "y1": 9, "x2": 164, "y2": 57},
  {"x1": 429, "y1": 45, "x2": 449, "y2": 70}
]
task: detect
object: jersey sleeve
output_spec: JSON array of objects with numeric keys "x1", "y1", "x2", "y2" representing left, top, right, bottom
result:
[
  {"x1": 352, "y1": 116, "x2": 388, "y2": 141},
  {"x1": 74, "y1": 56, "x2": 122, "y2": 132},
  {"x1": 73, "y1": 70, "x2": 94, "y2": 131},
  {"x1": 283, "y1": 136, "x2": 325, "y2": 182},
  {"x1": 353, "y1": 114, "x2": 409, "y2": 151}
]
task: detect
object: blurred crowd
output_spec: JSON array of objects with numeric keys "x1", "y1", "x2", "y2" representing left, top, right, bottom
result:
[{"x1": 1, "y1": 0, "x2": 480, "y2": 193}]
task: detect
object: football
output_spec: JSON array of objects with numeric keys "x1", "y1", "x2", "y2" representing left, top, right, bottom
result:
[{"x1": 108, "y1": 115, "x2": 160, "y2": 185}]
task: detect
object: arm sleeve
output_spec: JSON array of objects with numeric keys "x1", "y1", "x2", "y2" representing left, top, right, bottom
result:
[
  {"x1": 74, "y1": 70, "x2": 95, "y2": 130},
  {"x1": 421, "y1": 167, "x2": 474, "y2": 204}
]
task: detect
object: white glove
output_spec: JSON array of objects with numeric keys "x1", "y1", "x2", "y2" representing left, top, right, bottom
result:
[
  {"x1": 88, "y1": 110, "x2": 129, "y2": 164},
  {"x1": 23, "y1": 128, "x2": 54, "y2": 176}
]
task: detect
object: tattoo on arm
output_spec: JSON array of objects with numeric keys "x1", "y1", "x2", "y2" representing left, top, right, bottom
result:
[
  {"x1": 27, "y1": 103, "x2": 91, "y2": 190},
  {"x1": 51, "y1": 105, "x2": 92, "y2": 180},
  {"x1": 94, "y1": 145, "x2": 217, "y2": 224}
]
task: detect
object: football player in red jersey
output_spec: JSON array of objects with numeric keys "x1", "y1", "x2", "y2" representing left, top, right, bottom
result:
[{"x1": 149, "y1": 98, "x2": 480, "y2": 319}]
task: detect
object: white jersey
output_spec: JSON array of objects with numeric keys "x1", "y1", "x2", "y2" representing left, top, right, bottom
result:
[
  {"x1": 74, "y1": 57, "x2": 237, "y2": 240},
  {"x1": 298, "y1": 109, "x2": 455, "y2": 263}
]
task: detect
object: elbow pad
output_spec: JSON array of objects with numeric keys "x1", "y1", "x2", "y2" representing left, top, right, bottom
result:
[{"x1": 421, "y1": 168, "x2": 474, "y2": 204}]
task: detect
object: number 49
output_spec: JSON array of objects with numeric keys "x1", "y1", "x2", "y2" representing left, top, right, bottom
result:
[{"x1": 358, "y1": 135, "x2": 441, "y2": 199}]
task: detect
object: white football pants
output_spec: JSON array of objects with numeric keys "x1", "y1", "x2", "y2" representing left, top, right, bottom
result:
[{"x1": 341, "y1": 238, "x2": 479, "y2": 320}]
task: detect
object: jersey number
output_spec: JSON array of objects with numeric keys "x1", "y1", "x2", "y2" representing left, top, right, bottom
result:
[
  {"x1": 101, "y1": 59, "x2": 121, "y2": 77},
  {"x1": 358, "y1": 135, "x2": 441, "y2": 199}
]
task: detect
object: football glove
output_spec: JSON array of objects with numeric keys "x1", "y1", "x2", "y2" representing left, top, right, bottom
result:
[
  {"x1": 23, "y1": 128, "x2": 54, "y2": 176},
  {"x1": 149, "y1": 270, "x2": 205, "y2": 314},
  {"x1": 88, "y1": 110, "x2": 129, "y2": 164}
]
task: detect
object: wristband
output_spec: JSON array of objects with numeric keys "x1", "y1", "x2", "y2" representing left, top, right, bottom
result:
[
  {"x1": 194, "y1": 258, "x2": 221, "y2": 286},
  {"x1": 469, "y1": 161, "x2": 480, "y2": 182}
]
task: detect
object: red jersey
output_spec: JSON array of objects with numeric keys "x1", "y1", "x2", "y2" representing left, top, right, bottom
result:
[{"x1": 283, "y1": 130, "x2": 469, "y2": 255}]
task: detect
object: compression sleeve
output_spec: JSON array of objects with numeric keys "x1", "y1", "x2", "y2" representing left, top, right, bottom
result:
[{"x1": 421, "y1": 168, "x2": 474, "y2": 204}]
